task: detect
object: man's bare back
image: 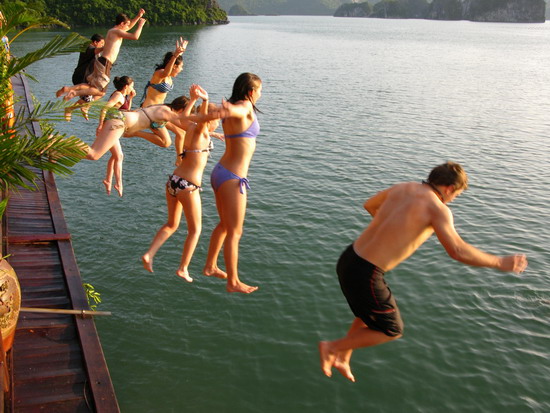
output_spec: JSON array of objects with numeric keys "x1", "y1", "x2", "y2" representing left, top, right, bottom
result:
[
  {"x1": 319, "y1": 162, "x2": 527, "y2": 383},
  {"x1": 354, "y1": 182, "x2": 442, "y2": 271}
]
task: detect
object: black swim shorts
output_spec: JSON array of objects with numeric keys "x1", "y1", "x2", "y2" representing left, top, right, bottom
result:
[{"x1": 337, "y1": 244, "x2": 404, "y2": 337}]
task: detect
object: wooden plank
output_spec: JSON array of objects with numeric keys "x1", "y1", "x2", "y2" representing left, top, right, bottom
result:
[
  {"x1": 6, "y1": 233, "x2": 71, "y2": 243},
  {"x1": 15, "y1": 395, "x2": 91, "y2": 413},
  {"x1": 43, "y1": 171, "x2": 119, "y2": 412},
  {"x1": 5, "y1": 74, "x2": 120, "y2": 412}
]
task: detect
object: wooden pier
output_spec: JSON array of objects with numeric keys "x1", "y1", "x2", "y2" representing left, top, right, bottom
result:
[{"x1": 1, "y1": 74, "x2": 119, "y2": 412}]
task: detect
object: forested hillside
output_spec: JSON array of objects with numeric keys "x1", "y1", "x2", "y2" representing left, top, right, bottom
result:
[
  {"x1": 217, "y1": 0, "x2": 350, "y2": 15},
  {"x1": 0, "y1": 0, "x2": 228, "y2": 26}
]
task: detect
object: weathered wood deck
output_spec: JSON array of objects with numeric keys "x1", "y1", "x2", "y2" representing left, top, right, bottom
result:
[{"x1": 2, "y1": 74, "x2": 119, "y2": 412}]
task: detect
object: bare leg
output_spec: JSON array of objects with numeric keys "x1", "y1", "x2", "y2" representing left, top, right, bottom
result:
[
  {"x1": 80, "y1": 95, "x2": 101, "y2": 120},
  {"x1": 142, "y1": 188, "x2": 183, "y2": 273},
  {"x1": 319, "y1": 318, "x2": 400, "y2": 380},
  {"x1": 332, "y1": 318, "x2": 367, "y2": 382},
  {"x1": 203, "y1": 222, "x2": 228, "y2": 279},
  {"x1": 203, "y1": 189, "x2": 228, "y2": 279},
  {"x1": 64, "y1": 97, "x2": 92, "y2": 121},
  {"x1": 216, "y1": 179, "x2": 258, "y2": 294},
  {"x1": 168, "y1": 122, "x2": 186, "y2": 165},
  {"x1": 103, "y1": 155, "x2": 114, "y2": 195},
  {"x1": 111, "y1": 142, "x2": 124, "y2": 196},
  {"x1": 127, "y1": 128, "x2": 171, "y2": 148},
  {"x1": 86, "y1": 120, "x2": 124, "y2": 161},
  {"x1": 175, "y1": 189, "x2": 202, "y2": 282},
  {"x1": 57, "y1": 84, "x2": 104, "y2": 100},
  {"x1": 65, "y1": 85, "x2": 104, "y2": 100}
]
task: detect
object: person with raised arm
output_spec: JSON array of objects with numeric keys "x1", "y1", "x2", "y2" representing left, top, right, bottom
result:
[
  {"x1": 319, "y1": 162, "x2": 528, "y2": 382},
  {"x1": 56, "y1": 9, "x2": 146, "y2": 101},
  {"x1": 137, "y1": 37, "x2": 188, "y2": 153},
  {"x1": 64, "y1": 33, "x2": 104, "y2": 121},
  {"x1": 142, "y1": 85, "x2": 224, "y2": 281},
  {"x1": 84, "y1": 94, "x2": 223, "y2": 162},
  {"x1": 99, "y1": 75, "x2": 136, "y2": 196},
  {"x1": 203, "y1": 73, "x2": 263, "y2": 294}
]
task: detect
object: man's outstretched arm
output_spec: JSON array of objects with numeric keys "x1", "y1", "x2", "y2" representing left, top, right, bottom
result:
[{"x1": 432, "y1": 205, "x2": 527, "y2": 273}]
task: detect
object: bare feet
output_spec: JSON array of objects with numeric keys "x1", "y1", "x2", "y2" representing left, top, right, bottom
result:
[
  {"x1": 80, "y1": 106, "x2": 89, "y2": 121},
  {"x1": 203, "y1": 266, "x2": 227, "y2": 279},
  {"x1": 64, "y1": 107, "x2": 73, "y2": 121},
  {"x1": 176, "y1": 268, "x2": 193, "y2": 282},
  {"x1": 103, "y1": 179, "x2": 112, "y2": 195},
  {"x1": 142, "y1": 253, "x2": 153, "y2": 272},
  {"x1": 56, "y1": 86, "x2": 68, "y2": 98},
  {"x1": 114, "y1": 184, "x2": 123, "y2": 197},
  {"x1": 226, "y1": 280, "x2": 258, "y2": 294},
  {"x1": 334, "y1": 357, "x2": 356, "y2": 382},
  {"x1": 319, "y1": 341, "x2": 337, "y2": 378}
]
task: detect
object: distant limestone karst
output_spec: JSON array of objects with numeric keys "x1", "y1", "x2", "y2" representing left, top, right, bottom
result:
[
  {"x1": 334, "y1": 0, "x2": 546, "y2": 22},
  {"x1": 228, "y1": 4, "x2": 254, "y2": 16}
]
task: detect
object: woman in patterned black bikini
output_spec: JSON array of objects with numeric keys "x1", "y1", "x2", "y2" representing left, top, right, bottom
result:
[{"x1": 141, "y1": 85, "x2": 224, "y2": 282}]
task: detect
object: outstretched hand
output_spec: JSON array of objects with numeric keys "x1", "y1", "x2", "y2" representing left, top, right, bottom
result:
[
  {"x1": 189, "y1": 84, "x2": 208, "y2": 101},
  {"x1": 500, "y1": 254, "x2": 528, "y2": 274},
  {"x1": 175, "y1": 37, "x2": 188, "y2": 55}
]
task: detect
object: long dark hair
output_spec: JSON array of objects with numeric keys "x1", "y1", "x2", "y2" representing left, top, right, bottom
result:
[
  {"x1": 155, "y1": 51, "x2": 183, "y2": 71},
  {"x1": 228, "y1": 72, "x2": 262, "y2": 113}
]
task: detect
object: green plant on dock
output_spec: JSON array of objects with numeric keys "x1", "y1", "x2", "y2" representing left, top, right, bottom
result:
[
  {"x1": 0, "y1": 2, "x2": 89, "y2": 218},
  {"x1": 83, "y1": 283, "x2": 101, "y2": 311}
]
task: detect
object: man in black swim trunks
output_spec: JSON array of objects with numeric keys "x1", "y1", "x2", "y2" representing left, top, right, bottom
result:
[{"x1": 319, "y1": 162, "x2": 528, "y2": 382}]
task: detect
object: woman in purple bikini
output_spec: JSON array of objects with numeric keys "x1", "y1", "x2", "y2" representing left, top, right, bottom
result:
[{"x1": 203, "y1": 73, "x2": 263, "y2": 294}]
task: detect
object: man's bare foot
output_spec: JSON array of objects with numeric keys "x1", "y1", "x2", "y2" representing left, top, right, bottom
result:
[
  {"x1": 226, "y1": 281, "x2": 258, "y2": 294},
  {"x1": 114, "y1": 184, "x2": 123, "y2": 197},
  {"x1": 334, "y1": 358, "x2": 356, "y2": 382},
  {"x1": 80, "y1": 106, "x2": 89, "y2": 121},
  {"x1": 203, "y1": 266, "x2": 227, "y2": 279},
  {"x1": 103, "y1": 179, "x2": 112, "y2": 195},
  {"x1": 176, "y1": 268, "x2": 193, "y2": 282},
  {"x1": 142, "y1": 253, "x2": 153, "y2": 272},
  {"x1": 56, "y1": 86, "x2": 68, "y2": 97},
  {"x1": 319, "y1": 341, "x2": 336, "y2": 378},
  {"x1": 64, "y1": 107, "x2": 73, "y2": 121}
]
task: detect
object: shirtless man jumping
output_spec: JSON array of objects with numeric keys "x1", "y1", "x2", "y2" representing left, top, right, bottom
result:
[
  {"x1": 56, "y1": 9, "x2": 146, "y2": 101},
  {"x1": 319, "y1": 162, "x2": 528, "y2": 382}
]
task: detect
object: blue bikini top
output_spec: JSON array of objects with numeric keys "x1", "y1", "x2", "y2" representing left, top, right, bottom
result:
[
  {"x1": 224, "y1": 115, "x2": 260, "y2": 139},
  {"x1": 141, "y1": 80, "x2": 174, "y2": 101}
]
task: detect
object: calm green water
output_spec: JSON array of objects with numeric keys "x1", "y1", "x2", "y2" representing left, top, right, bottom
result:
[{"x1": 14, "y1": 16, "x2": 550, "y2": 412}]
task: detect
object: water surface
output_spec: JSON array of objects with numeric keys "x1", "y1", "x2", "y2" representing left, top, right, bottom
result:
[{"x1": 15, "y1": 16, "x2": 550, "y2": 412}]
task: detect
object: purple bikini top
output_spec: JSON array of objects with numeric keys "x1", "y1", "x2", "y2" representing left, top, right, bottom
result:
[{"x1": 224, "y1": 115, "x2": 260, "y2": 139}]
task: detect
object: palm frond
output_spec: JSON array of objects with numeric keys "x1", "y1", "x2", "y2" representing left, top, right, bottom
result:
[
  {"x1": 0, "y1": 129, "x2": 87, "y2": 191},
  {"x1": 6, "y1": 33, "x2": 88, "y2": 78},
  {"x1": 0, "y1": 3, "x2": 91, "y2": 202},
  {"x1": 0, "y1": 3, "x2": 70, "y2": 43},
  {"x1": 0, "y1": 198, "x2": 8, "y2": 217}
]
